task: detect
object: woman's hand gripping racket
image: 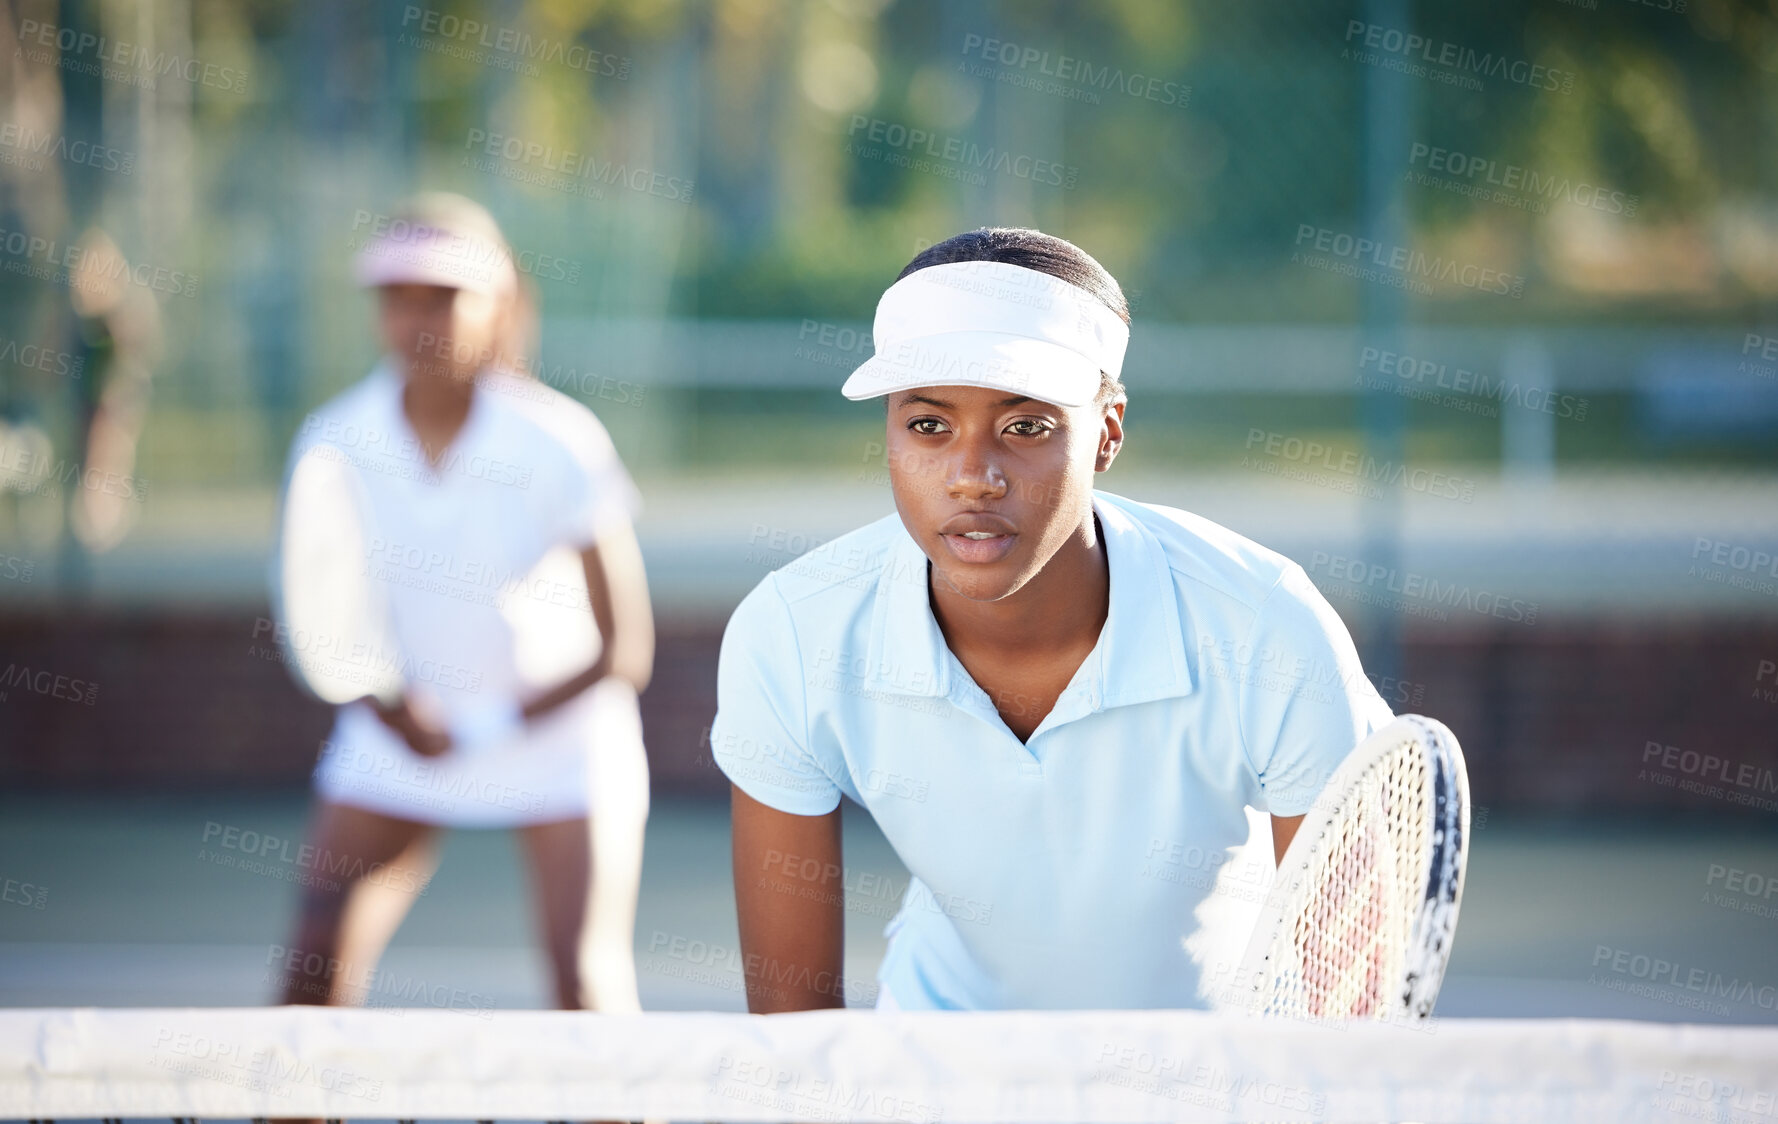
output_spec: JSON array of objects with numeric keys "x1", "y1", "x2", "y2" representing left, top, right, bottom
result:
[
  {"x1": 275, "y1": 440, "x2": 519, "y2": 759},
  {"x1": 1237, "y1": 714, "x2": 1470, "y2": 1024}
]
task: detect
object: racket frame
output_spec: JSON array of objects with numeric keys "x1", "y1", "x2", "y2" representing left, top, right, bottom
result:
[
  {"x1": 273, "y1": 440, "x2": 407, "y2": 709},
  {"x1": 1234, "y1": 713, "x2": 1471, "y2": 1023}
]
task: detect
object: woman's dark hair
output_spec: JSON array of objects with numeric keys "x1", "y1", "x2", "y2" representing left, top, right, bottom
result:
[{"x1": 897, "y1": 227, "x2": 1128, "y2": 406}]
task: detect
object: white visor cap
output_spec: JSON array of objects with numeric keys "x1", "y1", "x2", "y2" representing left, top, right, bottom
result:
[
  {"x1": 840, "y1": 259, "x2": 1129, "y2": 408},
  {"x1": 353, "y1": 223, "x2": 517, "y2": 297}
]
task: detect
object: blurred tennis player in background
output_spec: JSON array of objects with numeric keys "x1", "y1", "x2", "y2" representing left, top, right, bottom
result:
[
  {"x1": 271, "y1": 193, "x2": 654, "y2": 1015},
  {"x1": 713, "y1": 228, "x2": 1394, "y2": 1011}
]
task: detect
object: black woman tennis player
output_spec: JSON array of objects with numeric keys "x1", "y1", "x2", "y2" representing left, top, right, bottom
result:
[
  {"x1": 274, "y1": 194, "x2": 653, "y2": 1017},
  {"x1": 710, "y1": 227, "x2": 1393, "y2": 1011}
]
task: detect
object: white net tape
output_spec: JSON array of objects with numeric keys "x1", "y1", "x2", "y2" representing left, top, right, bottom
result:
[{"x1": 3, "y1": 1007, "x2": 1774, "y2": 1123}]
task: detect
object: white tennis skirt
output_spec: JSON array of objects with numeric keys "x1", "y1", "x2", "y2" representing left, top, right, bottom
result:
[{"x1": 312, "y1": 677, "x2": 649, "y2": 828}]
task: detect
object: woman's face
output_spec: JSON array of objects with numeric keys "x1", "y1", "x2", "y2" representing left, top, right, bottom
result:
[
  {"x1": 886, "y1": 383, "x2": 1123, "y2": 602},
  {"x1": 376, "y1": 282, "x2": 506, "y2": 383}
]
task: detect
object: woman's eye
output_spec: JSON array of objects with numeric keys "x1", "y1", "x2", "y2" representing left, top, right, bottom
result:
[
  {"x1": 909, "y1": 417, "x2": 946, "y2": 435},
  {"x1": 1007, "y1": 419, "x2": 1050, "y2": 436}
]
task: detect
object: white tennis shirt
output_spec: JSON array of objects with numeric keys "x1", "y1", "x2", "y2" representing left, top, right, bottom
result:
[
  {"x1": 711, "y1": 488, "x2": 1394, "y2": 1009},
  {"x1": 278, "y1": 361, "x2": 645, "y2": 827}
]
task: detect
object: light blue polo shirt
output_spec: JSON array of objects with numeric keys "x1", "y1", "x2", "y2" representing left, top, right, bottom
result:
[{"x1": 710, "y1": 488, "x2": 1394, "y2": 1010}]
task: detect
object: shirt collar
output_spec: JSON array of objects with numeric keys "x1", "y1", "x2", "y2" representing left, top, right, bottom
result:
[{"x1": 865, "y1": 490, "x2": 1194, "y2": 718}]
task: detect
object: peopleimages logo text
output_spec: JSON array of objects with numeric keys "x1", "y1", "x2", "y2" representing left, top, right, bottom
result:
[
  {"x1": 846, "y1": 116, "x2": 1077, "y2": 189},
  {"x1": 400, "y1": 6, "x2": 630, "y2": 78},
  {"x1": 1243, "y1": 428, "x2": 1476, "y2": 502},
  {"x1": 1294, "y1": 225, "x2": 1524, "y2": 298},
  {"x1": 958, "y1": 34, "x2": 1190, "y2": 107},
  {"x1": 1343, "y1": 21, "x2": 1573, "y2": 94},
  {"x1": 461, "y1": 130, "x2": 695, "y2": 203},
  {"x1": 16, "y1": 19, "x2": 249, "y2": 92},
  {"x1": 1407, "y1": 143, "x2": 1637, "y2": 216},
  {"x1": 0, "y1": 226, "x2": 197, "y2": 298}
]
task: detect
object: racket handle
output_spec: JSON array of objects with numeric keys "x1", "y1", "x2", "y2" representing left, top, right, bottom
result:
[{"x1": 450, "y1": 698, "x2": 525, "y2": 756}]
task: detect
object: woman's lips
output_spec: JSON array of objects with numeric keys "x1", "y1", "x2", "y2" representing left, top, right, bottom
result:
[{"x1": 941, "y1": 531, "x2": 1017, "y2": 564}]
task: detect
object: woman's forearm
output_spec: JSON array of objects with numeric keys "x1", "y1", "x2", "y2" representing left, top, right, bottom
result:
[
  {"x1": 520, "y1": 526, "x2": 655, "y2": 723},
  {"x1": 731, "y1": 785, "x2": 847, "y2": 1011},
  {"x1": 519, "y1": 651, "x2": 616, "y2": 723}
]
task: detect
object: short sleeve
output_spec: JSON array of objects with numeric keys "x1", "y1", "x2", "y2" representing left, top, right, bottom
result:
[
  {"x1": 1237, "y1": 564, "x2": 1395, "y2": 817},
  {"x1": 709, "y1": 577, "x2": 844, "y2": 815},
  {"x1": 556, "y1": 409, "x2": 643, "y2": 549}
]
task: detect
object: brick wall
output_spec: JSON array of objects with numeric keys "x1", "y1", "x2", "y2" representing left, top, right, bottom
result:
[{"x1": 2, "y1": 608, "x2": 1774, "y2": 818}]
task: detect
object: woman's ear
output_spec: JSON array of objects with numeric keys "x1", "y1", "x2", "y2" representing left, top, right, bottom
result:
[{"x1": 1095, "y1": 400, "x2": 1125, "y2": 472}]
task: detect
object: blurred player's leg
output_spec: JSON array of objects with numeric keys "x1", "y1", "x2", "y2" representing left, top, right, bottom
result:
[
  {"x1": 520, "y1": 817, "x2": 595, "y2": 1010},
  {"x1": 520, "y1": 811, "x2": 644, "y2": 1012},
  {"x1": 277, "y1": 800, "x2": 440, "y2": 1006}
]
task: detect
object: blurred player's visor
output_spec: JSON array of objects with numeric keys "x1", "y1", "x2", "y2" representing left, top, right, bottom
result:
[
  {"x1": 353, "y1": 223, "x2": 516, "y2": 296},
  {"x1": 841, "y1": 259, "x2": 1129, "y2": 408}
]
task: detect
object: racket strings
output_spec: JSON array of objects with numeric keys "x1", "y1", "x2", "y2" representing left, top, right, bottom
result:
[
  {"x1": 1266, "y1": 740, "x2": 1432, "y2": 1021},
  {"x1": 278, "y1": 442, "x2": 406, "y2": 705}
]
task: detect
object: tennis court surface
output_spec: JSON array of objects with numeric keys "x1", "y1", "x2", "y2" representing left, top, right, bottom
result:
[{"x1": 4, "y1": 792, "x2": 1776, "y2": 1022}]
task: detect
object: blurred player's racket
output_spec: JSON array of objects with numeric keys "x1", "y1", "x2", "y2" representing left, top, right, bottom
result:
[
  {"x1": 274, "y1": 442, "x2": 405, "y2": 708},
  {"x1": 1238, "y1": 713, "x2": 1470, "y2": 1022}
]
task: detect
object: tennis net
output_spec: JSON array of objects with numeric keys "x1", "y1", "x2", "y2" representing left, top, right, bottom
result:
[{"x1": 3, "y1": 1006, "x2": 1774, "y2": 1122}]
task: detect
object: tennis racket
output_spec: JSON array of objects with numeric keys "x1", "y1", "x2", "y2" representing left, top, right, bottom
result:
[
  {"x1": 1236, "y1": 713, "x2": 1470, "y2": 1023},
  {"x1": 273, "y1": 441, "x2": 406, "y2": 708}
]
